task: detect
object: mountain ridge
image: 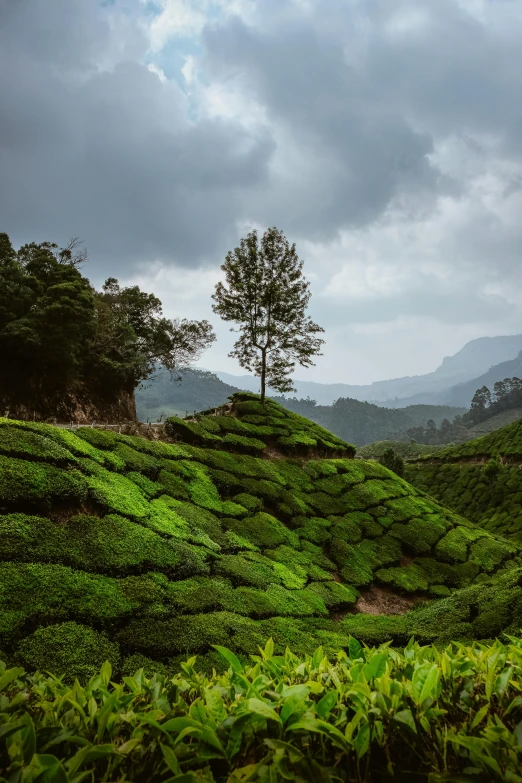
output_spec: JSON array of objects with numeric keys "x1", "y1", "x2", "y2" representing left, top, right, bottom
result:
[{"x1": 213, "y1": 333, "x2": 522, "y2": 405}]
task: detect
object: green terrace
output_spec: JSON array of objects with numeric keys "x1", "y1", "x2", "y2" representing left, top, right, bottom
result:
[
  {"x1": 406, "y1": 418, "x2": 522, "y2": 542},
  {"x1": 1, "y1": 394, "x2": 521, "y2": 679},
  {"x1": 164, "y1": 393, "x2": 355, "y2": 457}
]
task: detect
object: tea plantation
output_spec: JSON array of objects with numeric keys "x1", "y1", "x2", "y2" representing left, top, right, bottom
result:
[
  {"x1": 406, "y1": 418, "x2": 522, "y2": 541},
  {"x1": 1, "y1": 393, "x2": 522, "y2": 684}
]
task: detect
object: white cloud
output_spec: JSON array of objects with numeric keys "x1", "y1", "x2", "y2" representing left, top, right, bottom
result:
[
  {"x1": 147, "y1": 62, "x2": 167, "y2": 81},
  {"x1": 147, "y1": 0, "x2": 255, "y2": 51}
]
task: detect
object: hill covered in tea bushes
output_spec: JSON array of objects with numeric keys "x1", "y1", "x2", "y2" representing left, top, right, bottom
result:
[
  {"x1": 1, "y1": 393, "x2": 521, "y2": 681},
  {"x1": 406, "y1": 418, "x2": 522, "y2": 542}
]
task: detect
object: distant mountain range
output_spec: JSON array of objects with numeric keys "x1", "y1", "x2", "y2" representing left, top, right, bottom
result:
[
  {"x1": 135, "y1": 333, "x2": 522, "y2": 445},
  {"x1": 214, "y1": 334, "x2": 522, "y2": 407},
  {"x1": 136, "y1": 369, "x2": 466, "y2": 446},
  {"x1": 391, "y1": 351, "x2": 522, "y2": 408}
]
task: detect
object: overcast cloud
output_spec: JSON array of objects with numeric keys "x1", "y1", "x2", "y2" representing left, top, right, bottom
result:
[{"x1": 1, "y1": 0, "x2": 522, "y2": 383}]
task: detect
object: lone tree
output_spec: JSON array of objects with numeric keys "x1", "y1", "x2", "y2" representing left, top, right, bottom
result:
[{"x1": 212, "y1": 227, "x2": 324, "y2": 403}]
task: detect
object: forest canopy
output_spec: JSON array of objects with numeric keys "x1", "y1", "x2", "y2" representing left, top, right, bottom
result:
[{"x1": 0, "y1": 233, "x2": 214, "y2": 420}]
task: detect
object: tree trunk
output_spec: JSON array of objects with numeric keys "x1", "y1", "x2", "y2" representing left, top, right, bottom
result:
[{"x1": 260, "y1": 349, "x2": 267, "y2": 404}]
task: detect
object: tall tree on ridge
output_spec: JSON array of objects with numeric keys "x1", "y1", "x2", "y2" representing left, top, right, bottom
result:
[{"x1": 212, "y1": 227, "x2": 325, "y2": 404}]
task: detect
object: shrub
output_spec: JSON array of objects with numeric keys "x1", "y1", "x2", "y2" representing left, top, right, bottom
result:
[
  {"x1": 306, "y1": 580, "x2": 359, "y2": 608},
  {"x1": 376, "y1": 563, "x2": 430, "y2": 592},
  {"x1": 0, "y1": 512, "x2": 184, "y2": 575},
  {"x1": 225, "y1": 512, "x2": 297, "y2": 548},
  {"x1": 379, "y1": 447, "x2": 405, "y2": 477},
  {"x1": 232, "y1": 492, "x2": 263, "y2": 512},
  {"x1": 86, "y1": 469, "x2": 151, "y2": 518},
  {"x1": 17, "y1": 621, "x2": 120, "y2": 681},
  {"x1": 0, "y1": 424, "x2": 77, "y2": 464},
  {"x1": 435, "y1": 527, "x2": 486, "y2": 563},
  {"x1": 0, "y1": 456, "x2": 88, "y2": 509},
  {"x1": 294, "y1": 515, "x2": 332, "y2": 544},
  {"x1": 222, "y1": 433, "x2": 267, "y2": 453},
  {"x1": 112, "y1": 443, "x2": 160, "y2": 475},
  {"x1": 165, "y1": 417, "x2": 222, "y2": 445},
  {"x1": 214, "y1": 553, "x2": 279, "y2": 588}
]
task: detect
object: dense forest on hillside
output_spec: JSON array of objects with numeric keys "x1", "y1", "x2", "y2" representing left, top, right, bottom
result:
[
  {"x1": 0, "y1": 234, "x2": 214, "y2": 422},
  {"x1": 404, "y1": 376, "x2": 522, "y2": 445}
]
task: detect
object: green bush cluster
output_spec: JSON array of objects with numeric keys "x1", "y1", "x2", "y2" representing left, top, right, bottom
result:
[
  {"x1": 1, "y1": 397, "x2": 522, "y2": 676},
  {"x1": 406, "y1": 460, "x2": 522, "y2": 540},
  {"x1": 0, "y1": 455, "x2": 88, "y2": 509},
  {"x1": 166, "y1": 392, "x2": 356, "y2": 458},
  {"x1": 4, "y1": 631, "x2": 522, "y2": 782}
]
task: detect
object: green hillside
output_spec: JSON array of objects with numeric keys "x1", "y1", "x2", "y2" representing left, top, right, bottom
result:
[
  {"x1": 356, "y1": 440, "x2": 445, "y2": 460},
  {"x1": 406, "y1": 418, "x2": 522, "y2": 541},
  {"x1": 136, "y1": 368, "x2": 242, "y2": 421},
  {"x1": 466, "y1": 406, "x2": 522, "y2": 438},
  {"x1": 1, "y1": 393, "x2": 521, "y2": 680}
]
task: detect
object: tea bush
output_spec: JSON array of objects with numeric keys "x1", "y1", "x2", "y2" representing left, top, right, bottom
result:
[{"x1": 2, "y1": 635, "x2": 522, "y2": 781}]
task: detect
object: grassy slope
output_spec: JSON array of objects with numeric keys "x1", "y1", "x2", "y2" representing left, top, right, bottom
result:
[
  {"x1": 356, "y1": 440, "x2": 446, "y2": 460},
  {"x1": 466, "y1": 406, "x2": 522, "y2": 437},
  {"x1": 406, "y1": 418, "x2": 522, "y2": 541},
  {"x1": 1, "y1": 392, "x2": 521, "y2": 679}
]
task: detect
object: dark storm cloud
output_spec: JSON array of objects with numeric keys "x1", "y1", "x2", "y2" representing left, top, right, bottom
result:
[
  {"x1": 201, "y1": 11, "x2": 445, "y2": 241},
  {"x1": 1, "y1": 0, "x2": 522, "y2": 284},
  {"x1": 0, "y1": 0, "x2": 274, "y2": 274}
]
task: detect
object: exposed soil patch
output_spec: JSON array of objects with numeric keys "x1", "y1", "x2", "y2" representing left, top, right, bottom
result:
[
  {"x1": 262, "y1": 446, "x2": 286, "y2": 460},
  {"x1": 355, "y1": 586, "x2": 426, "y2": 616},
  {"x1": 48, "y1": 500, "x2": 103, "y2": 525}
]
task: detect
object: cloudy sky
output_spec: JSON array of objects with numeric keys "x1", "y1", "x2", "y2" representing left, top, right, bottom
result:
[{"x1": 2, "y1": 0, "x2": 522, "y2": 384}]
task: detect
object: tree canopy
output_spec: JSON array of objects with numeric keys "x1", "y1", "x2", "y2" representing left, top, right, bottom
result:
[
  {"x1": 212, "y1": 227, "x2": 324, "y2": 403},
  {"x1": 0, "y1": 233, "x2": 215, "y2": 420}
]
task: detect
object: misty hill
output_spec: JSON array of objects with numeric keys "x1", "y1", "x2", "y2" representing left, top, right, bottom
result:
[
  {"x1": 1, "y1": 392, "x2": 521, "y2": 682},
  {"x1": 215, "y1": 333, "x2": 522, "y2": 405},
  {"x1": 136, "y1": 368, "x2": 241, "y2": 421},
  {"x1": 136, "y1": 368, "x2": 465, "y2": 446},
  {"x1": 388, "y1": 350, "x2": 522, "y2": 408}
]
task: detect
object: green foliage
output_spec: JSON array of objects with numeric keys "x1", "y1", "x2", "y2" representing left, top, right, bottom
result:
[
  {"x1": 378, "y1": 447, "x2": 405, "y2": 477},
  {"x1": 0, "y1": 234, "x2": 215, "y2": 419},
  {"x1": 0, "y1": 455, "x2": 87, "y2": 509},
  {"x1": 3, "y1": 634, "x2": 522, "y2": 781},
  {"x1": 16, "y1": 621, "x2": 120, "y2": 680},
  {"x1": 212, "y1": 227, "x2": 325, "y2": 402}
]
